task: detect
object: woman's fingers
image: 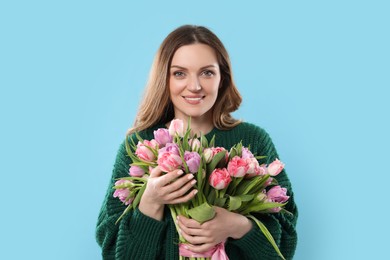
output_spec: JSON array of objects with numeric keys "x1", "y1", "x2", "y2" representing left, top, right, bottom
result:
[
  {"x1": 157, "y1": 169, "x2": 184, "y2": 186},
  {"x1": 184, "y1": 243, "x2": 216, "y2": 254},
  {"x1": 179, "y1": 229, "x2": 211, "y2": 245},
  {"x1": 147, "y1": 168, "x2": 198, "y2": 204},
  {"x1": 165, "y1": 177, "x2": 196, "y2": 199},
  {"x1": 169, "y1": 189, "x2": 198, "y2": 204},
  {"x1": 164, "y1": 173, "x2": 195, "y2": 192},
  {"x1": 178, "y1": 215, "x2": 202, "y2": 228}
]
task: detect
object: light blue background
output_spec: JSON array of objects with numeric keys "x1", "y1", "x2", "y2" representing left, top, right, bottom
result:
[{"x1": 1, "y1": 1, "x2": 389, "y2": 259}]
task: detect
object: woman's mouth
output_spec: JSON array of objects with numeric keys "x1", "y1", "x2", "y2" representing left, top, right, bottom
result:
[{"x1": 183, "y1": 96, "x2": 205, "y2": 104}]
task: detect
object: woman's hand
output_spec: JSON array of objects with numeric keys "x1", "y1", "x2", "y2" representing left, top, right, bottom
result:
[
  {"x1": 177, "y1": 207, "x2": 253, "y2": 253},
  {"x1": 139, "y1": 166, "x2": 198, "y2": 220}
]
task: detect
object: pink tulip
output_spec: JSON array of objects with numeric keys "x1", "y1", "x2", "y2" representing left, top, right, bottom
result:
[
  {"x1": 256, "y1": 164, "x2": 268, "y2": 176},
  {"x1": 245, "y1": 158, "x2": 260, "y2": 177},
  {"x1": 267, "y1": 159, "x2": 285, "y2": 176},
  {"x1": 157, "y1": 151, "x2": 182, "y2": 172},
  {"x1": 203, "y1": 148, "x2": 213, "y2": 163},
  {"x1": 168, "y1": 119, "x2": 184, "y2": 137},
  {"x1": 184, "y1": 151, "x2": 201, "y2": 173},
  {"x1": 212, "y1": 147, "x2": 228, "y2": 160},
  {"x1": 209, "y1": 168, "x2": 231, "y2": 190},
  {"x1": 241, "y1": 147, "x2": 254, "y2": 159},
  {"x1": 189, "y1": 138, "x2": 201, "y2": 151},
  {"x1": 135, "y1": 140, "x2": 158, "y2": 162},
  {"x1": 153, "y1": 128, "x2": 172, "y2": 147},
  {"x1": 227, "y1": 156, "x2": 249, "y2": 177},
  {"x1": 113, "y1": 180, "x2": 134, "y2": 205},
  {"x1": 159, "y1": 143, "x2": 180, "y2": 155},
  {"x1": 266, "y1": 185, "x2": 289, "y2": 212},
  {"x1": 129, "y1": 165, "x2": 145, "y2": 177}
]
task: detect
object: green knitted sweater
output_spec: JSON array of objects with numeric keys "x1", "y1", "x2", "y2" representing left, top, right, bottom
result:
[{"x1": 96, "y1": 122, "x2": 298, "y2": 259}]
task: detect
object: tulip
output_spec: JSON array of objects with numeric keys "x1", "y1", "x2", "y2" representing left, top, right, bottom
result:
[
  {"x1": 189, "y1": 138, "x2": 201, "y2": 151},
  {"x1": 241, "y1": 147, "x2": 254, "y2": 159},
  {"x1": 227, "y1": 156, "x2": 249, "y2": 177},
  {"x1": 129, "y1": 165, "x2": 145, "y2": 177},
  {"x1": 113, "y1": 180, "x2": 134, "y2": 205},
  {"x1": 266, "y1": 185, "x2": 289, "y2": 212},
  {"x1": 209, "y1": 168, "x2": 231, "y2": 190},
  {"x1": 256, "y1": 164, "x2": 268, "y2": 176},
  {"x1": 153, "y1": 128, "x2": 172, "y2": 147},
  {"x1": 267, "y1": 159, "x2": 285, "y2": 176},
  {"x1": 245, "y1": 158, "x2": 260, "y2": 177},
  {"x1": 203, "y1": 148, "x2": 213, "y2": 163},
  {"x1": 135, "y1": 140, "x2": 158, "y2": 162},
  {"x1": 212, "y1": 147, "x2": 229, "y2": 162},
  {"x1": 159, "y1": 143, "x2": 180, "y2": 155},
  {"x1": 168, "y1": 119, "x2": 184, "y2": 137},
  {"x1": 157, "y1": 151, "x2": 182, "y2": 172},
  {"x1": 184, "y1": 151, "x2": 201, "y2": 173}
]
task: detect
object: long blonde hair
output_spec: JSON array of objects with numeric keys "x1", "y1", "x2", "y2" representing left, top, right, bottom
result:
[{"x1": 128, "y1": 25, "x2": 242, "y2": 134}]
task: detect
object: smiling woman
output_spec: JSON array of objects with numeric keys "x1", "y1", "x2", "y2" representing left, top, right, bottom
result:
[
  {"x1": 96, "y1": 25, "x2": 298, "y2": 260},
  {"x1": 169, "y1": 44, "x2": 221, "y2": 135}
]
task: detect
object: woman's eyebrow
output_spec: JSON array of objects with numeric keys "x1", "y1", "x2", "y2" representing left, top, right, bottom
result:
[{"x1": 170, "y1": 64, "x2": 217, "y2": 70}]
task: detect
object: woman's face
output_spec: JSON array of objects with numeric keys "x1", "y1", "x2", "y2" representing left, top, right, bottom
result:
[{"x1": 169, "y1": 43, "x2": 221, "y2": 123}]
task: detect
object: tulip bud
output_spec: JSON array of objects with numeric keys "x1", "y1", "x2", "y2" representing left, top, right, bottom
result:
[
  {"x1": 168, "y1": 119, "x2": 184, "y2": 137},
  {"x1": 267, "y1": 159, "x2": 285, "y2": 176},
  {"x1": 203, "y1": 148, "x2": 213, "y2": 163},
  {"x1": 129, "y1": 165, "x2": 145, "y2": 177}
]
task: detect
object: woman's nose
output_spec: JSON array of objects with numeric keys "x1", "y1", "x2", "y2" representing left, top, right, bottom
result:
[{"x1": 187, "y1": 76, "x2": 201, "y2": 92}]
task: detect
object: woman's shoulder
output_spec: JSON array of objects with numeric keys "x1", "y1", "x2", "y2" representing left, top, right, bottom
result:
[{"x1": 233, "y1": 121, "x2": 270, "y2": 139}]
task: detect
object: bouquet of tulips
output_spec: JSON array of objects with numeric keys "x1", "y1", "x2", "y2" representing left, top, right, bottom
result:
[{"x1": 113, "y1": 119, "x2": 290, "y2": 260}]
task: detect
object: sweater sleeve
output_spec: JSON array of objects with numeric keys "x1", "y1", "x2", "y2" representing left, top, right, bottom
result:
[
  {"x1": 227, "y1": 127, "x2": 298, "y2": 260},
  {"x1": 95, "y1": 139, "x2": 167, "y2": 260}
]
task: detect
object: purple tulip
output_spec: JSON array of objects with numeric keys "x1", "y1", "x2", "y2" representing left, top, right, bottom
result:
[
  {"x1": 184, "y1": 151, "x2": 201, "y2": 173},
  {"x1": 154, "y1": 128, "x2": 172, "y2": 147}
]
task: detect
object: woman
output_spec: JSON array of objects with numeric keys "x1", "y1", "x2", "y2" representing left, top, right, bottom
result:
[{"x1": 96, "y1": 25, "x2": 298, "y2": 259}]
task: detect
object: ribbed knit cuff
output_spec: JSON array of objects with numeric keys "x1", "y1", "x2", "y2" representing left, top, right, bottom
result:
[
  {"x1": 117, "y1": 208, "x2": 167, "y2": 259},
  {"x1": 129, "y1": 207, "x2": 166, "y2": 240}
]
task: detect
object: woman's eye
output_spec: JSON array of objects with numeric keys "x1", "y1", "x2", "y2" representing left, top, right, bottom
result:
[
  {"x1": 173, "y1": 71, "x2": 185, "y2": 77},
  {"x1": 202, "y1": 70, "x2": 215, "y2": 77}
]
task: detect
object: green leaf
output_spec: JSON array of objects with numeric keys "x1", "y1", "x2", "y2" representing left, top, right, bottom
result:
[
  {"x1": 187, "y1": 202, "x2": 216, "y2": 224},
  {"x1": 241, "y1": 202, "x2": 287, "y2": 215},
  {"x1": 228, "y1": 196, "x2": 242, "y2": 211},
  {"x1": 214, "y1": 197, "x2": 227, "y2": 207},
  {"x1": 209, "y1": 135, "x2": 216, "y2": 147},
  {"x1": 132, "y1": 183, "x2": 147, "y2": 208},
  {"x1": 247, "y1": 215, "x2": 286, "y2": 260},
  {"x1": 239, "y1": 194, "x2": 255, "y2": 202},
  {"x1": 135, "y1": 132, "x2": 144, "y2": 143},
  {"x1": 115, "y1": 204, "x2": 132, "y2": 225},
  {"x1": 200, "y1": 134, "x2": 208, "y2": 148},
  {"x1": 236, "y1": 141, "x2": 243, "y2": 157},
  {"x1": 206, "y1": 151, "x2": 226, "y2": 173},
  {"x1": 229, "y1": 147, "x2": 237, "y2": 160}
]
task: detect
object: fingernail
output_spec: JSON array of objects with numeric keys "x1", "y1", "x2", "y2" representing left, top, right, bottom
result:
[
  {"x1": 184, "y1": 245, "x2": 189, "y2": 249},
  {"x1": 188, "y1": 174, "x2": 194, "y2": 180},
  {"x1": 177, "y1": 170, "x2": 183, "y2": 175},
  {"x1": 178, "y1": 228, "x2": 182, "y2": 234},
  {"x1": 193, "y1": 190, "x2": 198, "y2": 195},
  {"x1": 191, "y1": 180, "x2": 197, "y2": 185}
]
